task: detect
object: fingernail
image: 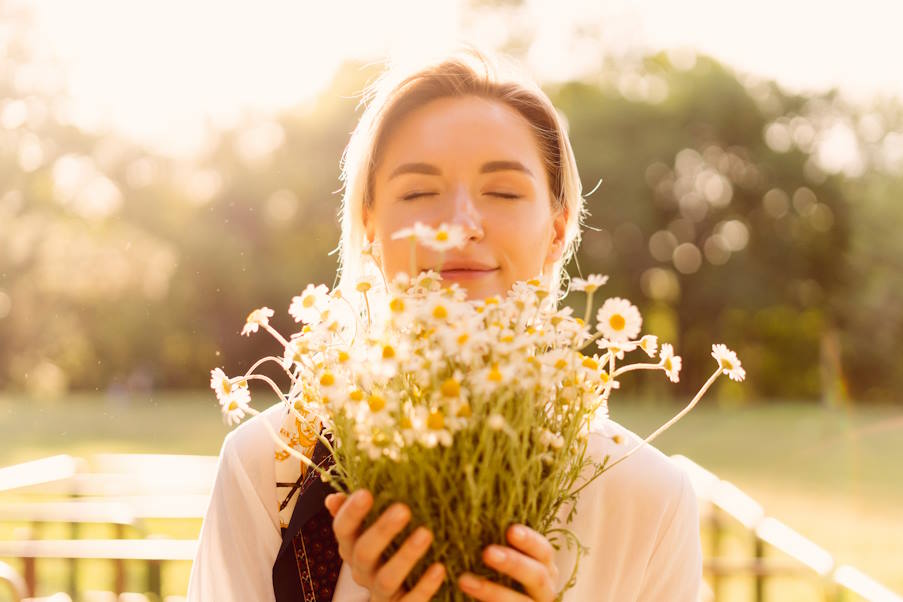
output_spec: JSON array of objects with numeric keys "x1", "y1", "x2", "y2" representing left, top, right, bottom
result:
[
  {"x1": 510, "y1": 525, "x2": 526, "y2": 541},
  {"x1": 352, "y1": 491, "x2": 369, "y2": 508},
  {"x1": 412, "y1": 528, "x2": 431, "y2": 546},
  {"x1": 459, "y1": 574, "x2": 482, "y2": 591},
  {"x1": 389, "y1": 504, "x2": 409, "y2": 522},
  {"x1": 486, "y1": 546, "x2": 506, "y2": 563}
]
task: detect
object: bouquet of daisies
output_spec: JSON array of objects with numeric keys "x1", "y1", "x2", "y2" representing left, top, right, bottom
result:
[{"x1": 210, "y1": 223, "x2": 745, "y2": 600}]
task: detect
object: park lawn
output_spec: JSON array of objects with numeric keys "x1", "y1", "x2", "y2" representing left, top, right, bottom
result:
[{"x1": 1, "y1": 392, "x2": 901, "y2": 599}]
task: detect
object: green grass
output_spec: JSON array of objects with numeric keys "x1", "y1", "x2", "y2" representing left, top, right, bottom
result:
[{"x1": 1, "y1": 392, "x2": 902, "y2": 600}]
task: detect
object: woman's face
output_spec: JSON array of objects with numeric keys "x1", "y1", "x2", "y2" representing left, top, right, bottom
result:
[{"x1": 365, "y1": 95, "x2": 567, "y2": 301}]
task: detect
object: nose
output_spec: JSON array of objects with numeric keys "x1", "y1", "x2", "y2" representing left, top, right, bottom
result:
[{"x1": 447, "y1": 185, "x2": 483, "y2": 241}]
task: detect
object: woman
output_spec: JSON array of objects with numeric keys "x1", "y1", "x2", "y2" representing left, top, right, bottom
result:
[{"x1": 188, "y1": 48, "x2": 702, "y2": 601}]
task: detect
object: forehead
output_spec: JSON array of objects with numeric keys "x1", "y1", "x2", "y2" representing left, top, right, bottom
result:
[{"x1": 374, "y1": 95, "x2": 545, "y2": 175}]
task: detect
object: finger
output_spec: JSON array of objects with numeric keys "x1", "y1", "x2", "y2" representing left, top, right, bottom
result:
[
  {"x1": 457, "y1": 572, "x2": 531, "y2": 602},
  {"x1": 324, "y1": 492, "x2": 348, "y2": 517},
  {"x1": 371, "y1": 527, "x2": 433, "y2": 598},
  {"x1": 332, "y1": 490, "x2": 372, "y2": 558},
  {"x1": 481, "y1": 545, "x2": 555, "y2": 600},
  {"x1": 351, "y1": 502, "x2": 411, "y2": 574},
  {"x1": 401, "y1": 563, "x2": 446, "y2": 602},
  {"x1": 506, "y1": 524, "x2": 555, "y2": 567}
]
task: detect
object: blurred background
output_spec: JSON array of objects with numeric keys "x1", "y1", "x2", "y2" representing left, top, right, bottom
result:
[{"x1": 1, "y1": 0, "x2": 901, "y2": 600}]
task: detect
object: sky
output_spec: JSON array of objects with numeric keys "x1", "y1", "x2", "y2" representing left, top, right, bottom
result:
[{"x1": 17, "y1": 0, "x2": 903, "y2": 159}]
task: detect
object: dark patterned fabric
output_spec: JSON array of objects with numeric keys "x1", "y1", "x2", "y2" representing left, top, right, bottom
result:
[{"x1": 273, "y1": 438, "x2": 341, "y2": 602}]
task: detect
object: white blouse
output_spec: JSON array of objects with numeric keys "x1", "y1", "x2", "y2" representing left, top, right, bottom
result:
[{"x1": 187, "y1": 402, "x2": 702, "y2": 601}]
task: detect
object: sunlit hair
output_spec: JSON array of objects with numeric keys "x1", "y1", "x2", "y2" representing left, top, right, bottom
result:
[{"x1": 335, "y1": 46, "x2": 586, "y2": 307}]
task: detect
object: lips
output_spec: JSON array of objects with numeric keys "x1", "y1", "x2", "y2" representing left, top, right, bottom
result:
[
  {"x1": 436, "y1": 260, "x2": 498, "y2": 272},
  {"x1": 434, "y1": 260, "x2": 499, "y2": 281}
]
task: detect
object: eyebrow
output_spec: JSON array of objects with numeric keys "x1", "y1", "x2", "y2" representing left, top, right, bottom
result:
[{"x1": 387, "y1": 160, "x2": 535, "y2": 180}]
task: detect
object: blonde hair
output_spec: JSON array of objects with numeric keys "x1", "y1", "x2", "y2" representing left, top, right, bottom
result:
[{"x1": 335, "y1": 46, "x2": 586, "y2": 307}]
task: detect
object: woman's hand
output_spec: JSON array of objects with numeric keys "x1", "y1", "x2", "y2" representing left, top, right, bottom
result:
[
  {"x1": 457, "y1": 524, "x2": 560, "y2": 601},
  {"x1": 325, "y1": 490, "x2": 446, "y2": 601}
]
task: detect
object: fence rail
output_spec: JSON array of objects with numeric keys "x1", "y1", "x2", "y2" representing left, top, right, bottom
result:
[{"x1": 1, "y1": 453, "x2": 901, "y2": 601}]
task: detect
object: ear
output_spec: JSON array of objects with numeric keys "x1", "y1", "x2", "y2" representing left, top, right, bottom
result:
[{"x1": 546, "y1": 206, "x2": 568, "y2": 264}]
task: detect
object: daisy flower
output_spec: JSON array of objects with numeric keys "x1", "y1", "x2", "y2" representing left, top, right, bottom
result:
[
  {"x1": 241, "y1": 307, "x2": 274, "y2": 336},
  {"x1": 595, "y1": 297, "x2": 643, "y2": 342},
  {"x1": 355, "y1": 274, "x2": 380, "y2": 294},
  {"x1": 209, "y1": 367, "x2": 232, "y2": 401},
  {"x1": 712, "y1": 344, "x2": 746, "y2": 382},
  {"x1": 390, "y1": 222, "x2": 428, "y2": 242},
  {"x1": 639, "y1": 335, "x2": 659, "y2": 358},
  {"x1": 420, "y1": 222, "x2": 468, "y2": 252},
  {"x1": 596, "y1": 339, "x2": 637, "y2": 360},
  {"x1": 659, "y1": 343, "x2": 682, "y2": 383},
  {"x1": 570, "y1": 274, "x2": 609, "y2": 294},
  {"x1": 221, "y1": 390, "x2": 251, "y2": 426},
  {"x1": 289, "y1": 284, "x2": 330, "y2": 324}
]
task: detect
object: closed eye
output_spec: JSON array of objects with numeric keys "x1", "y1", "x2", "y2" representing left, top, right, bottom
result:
[
  {"x1": 401, "y1": 191, "x2": 438, "y2": 201},
  {"x1": 487, "y1": 192, "x2": 521, "y2": 199}
]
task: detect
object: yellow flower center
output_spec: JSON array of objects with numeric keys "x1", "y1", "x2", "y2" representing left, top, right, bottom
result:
[
  {"x1": 456, "y1": 403, "x2": 472, "y2": 418},
  {"x1": 432, "y1": 305, "x2": 448, "y2": 319},
  {"x1": 427, "y1": 410, "x2": 445, "y2": 430},
  {"x1": 227, "y1": 401, "x2": 239, "y2": 411},
  {"x1": 488, "y1": 364, "x2": 503, "y2": 382},
  {"x1": 302, "y1": 295, "x2": 315, "y2": 308},
  {"x1": 581, "y1": 357, "x2": 599, "y2": 370},
  {"x1": 356, "y1": 281, "x2": 371, "y2": 292},
  {"x1": 609, "y1": 313, "x2": 626, "y2": 331},
  {"x1": 389, "y1": 298, "x2": 405, "y2": 313},
  {"x1": 319, "y1": 372, "x2": 335, "y2": 387},
  {"x1": 664, "y1": 358, "x2": 672, "y2": 371},
  {"x1": 441, "y1": 378, "x2": 461, "y2": 397},
  {"x1": 337, "y1": 350, "x2": 350, "y2": 363},
  {"x1": 720, "y1": 358, "x2": 733, "y2": 371},
  {"x1": 554, "y1": 359, "x2": 568, "y2": 370},
  {"x1": 436, "y1": 230, "x2": 449, "y2": 242},
  {"x1": 456, "y1": 333, "x2": 469, "y2": 346},
  {"x1": 222, "y1": 380, "x2": 232, "y2": 394},
  {"x1": 349, "y1": 389, "x2": 363, "y2": 401},
  {"x1": 368, "y1": 394, "x2": 386, "y2": 412},
  {"x1": 382, "y1": 345, "x2": 395, "y2": 359},
  {"x1": 400, "y1": 416, "x2": 413, "y2": 429}
]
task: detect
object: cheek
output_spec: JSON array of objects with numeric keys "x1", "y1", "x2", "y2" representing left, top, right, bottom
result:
[{"x1": 488, "y1": 205, "x2": 554, "y2": 275}]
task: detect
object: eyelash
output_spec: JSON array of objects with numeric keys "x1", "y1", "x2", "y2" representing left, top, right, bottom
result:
[{"x1": 401, "y1": 192, "x2": 521, "y2": 201}]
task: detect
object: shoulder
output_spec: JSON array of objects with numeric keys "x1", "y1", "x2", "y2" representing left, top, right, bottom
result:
[
  {"x1": 218, "y1": 402, "x2": 289, "y2": 479},
  {"x1": 581, "y1": 417, "x2": 694, "y2": 519},
  {"x1": 222, "y1": 402, "x2": 288, "y2": 457}
]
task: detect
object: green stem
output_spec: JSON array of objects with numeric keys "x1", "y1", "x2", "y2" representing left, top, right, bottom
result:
[{"x1": 606, "y1": 367, "x2": 722, "y2": 473}]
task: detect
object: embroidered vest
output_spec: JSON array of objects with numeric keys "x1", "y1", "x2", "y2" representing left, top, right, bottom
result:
[{"x1": 271, "y1": 407, "x2": 343, "y2": 601}]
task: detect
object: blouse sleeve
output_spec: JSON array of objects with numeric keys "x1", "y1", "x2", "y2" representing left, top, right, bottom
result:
[
  {"x1": 636, "y1": 470, "x2": 703, "y2": 602},
  {"x1": 187, "y1": 429, "x2": 282, "y2": 602}
]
